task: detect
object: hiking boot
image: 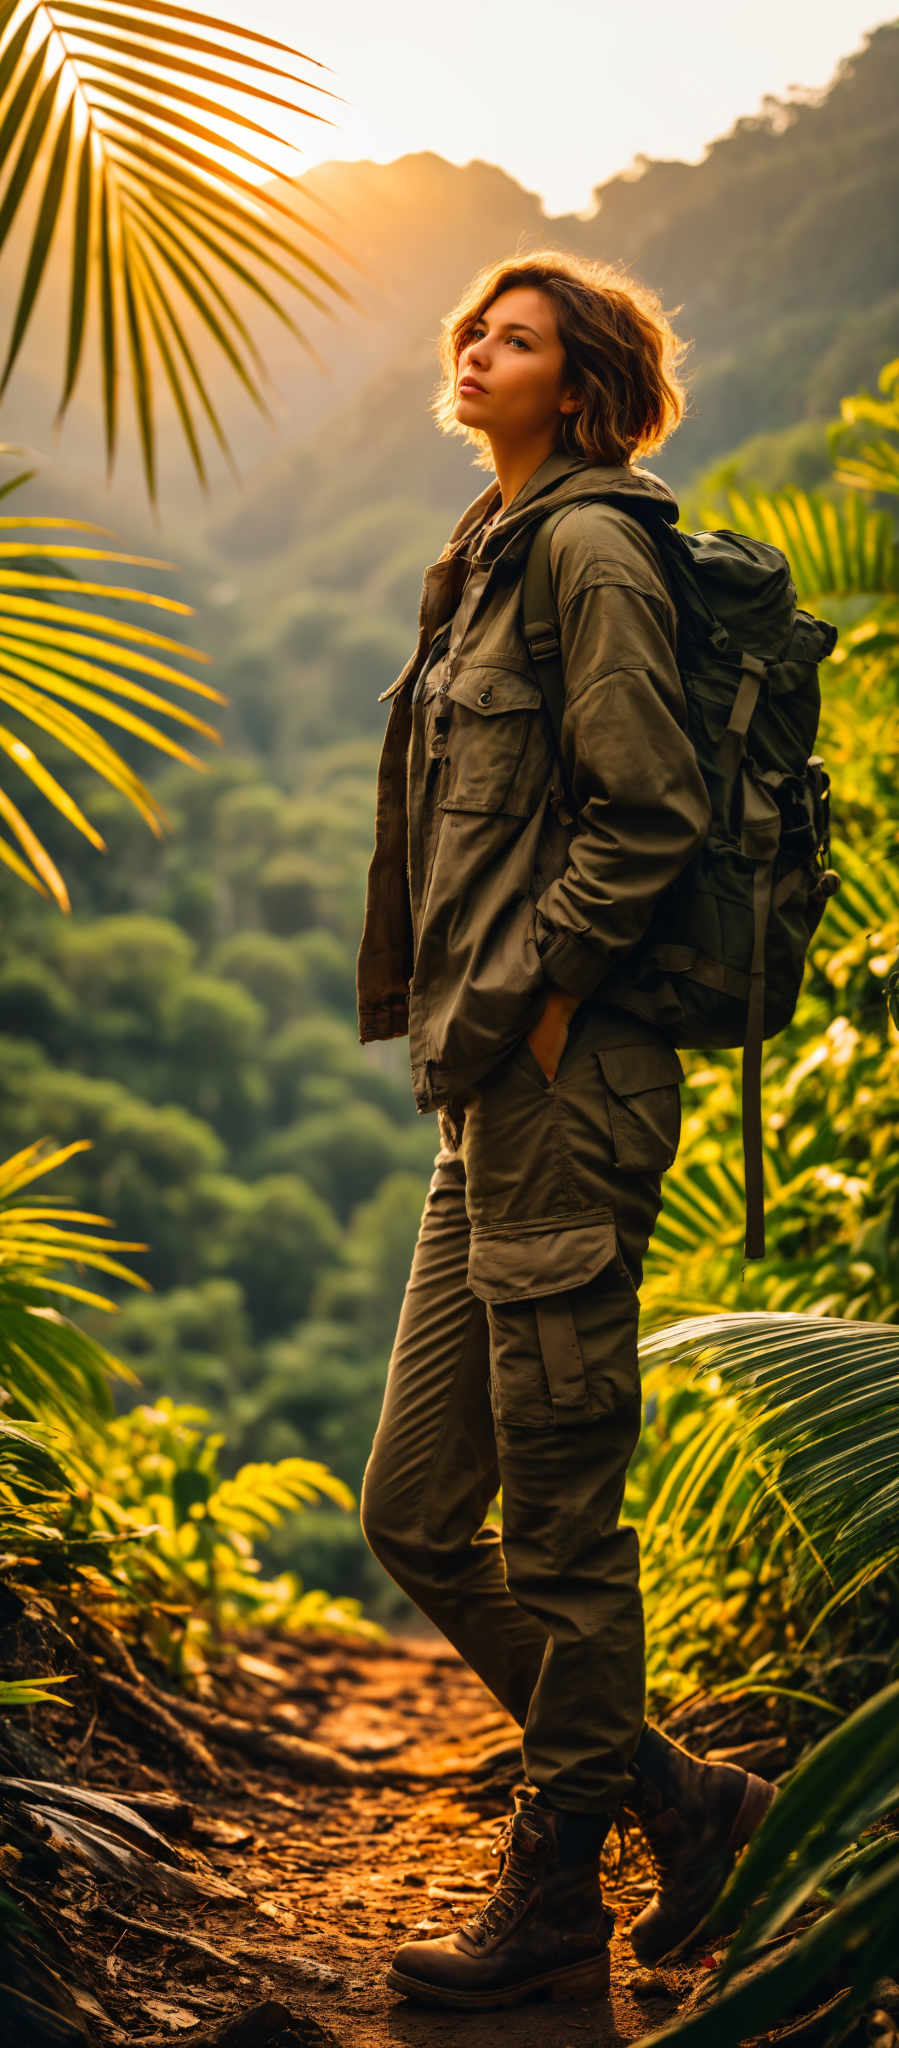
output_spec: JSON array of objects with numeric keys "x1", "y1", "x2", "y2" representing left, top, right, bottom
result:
[
  {"x1": 386, "y1": 1795, "x2": 615, "y2": 2010},
  {"x1": 624, "y1": 1723, "x2": 777, "y2": 1963}
]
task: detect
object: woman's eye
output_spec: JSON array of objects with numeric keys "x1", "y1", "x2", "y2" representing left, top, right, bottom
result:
[{"x1": 469, "y1": 330, "x2": 527, "y2": 348}]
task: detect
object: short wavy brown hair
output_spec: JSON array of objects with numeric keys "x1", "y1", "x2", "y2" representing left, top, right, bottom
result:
[{"x1": 431, "y1": 248, "x2": 690, "y2": 471}]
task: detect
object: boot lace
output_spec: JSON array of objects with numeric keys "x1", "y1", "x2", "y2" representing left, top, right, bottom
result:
[{"x1": 461, "y1": 1816, "x2": 546, "y2": 1947}]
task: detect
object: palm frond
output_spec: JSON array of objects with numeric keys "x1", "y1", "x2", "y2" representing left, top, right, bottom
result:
[
  {"x1": 712, "y1": 1681, "x2": 899, "y2": 1970},
  {"x1": 0, "y1": 465, "x2": 225, "y2": 904},
  {"x1": 0, "y1": 1138, "x2": 148, "y2": 1441},
  {"x1": 829, "y1": 357, "x2": 899, "y2": 498},
  {"x1": 699, "y1": 485, "x2": 898, "y2": 599},
  {"x1": 639, "y1": 1847, "x2": 899, "y2": 2047},
  {"x1": 812, "y1": 833, "x2": 899, "y2": 953},
  {"x1": 0, "y1": 2, "x2": 360, "y2": 495},
  {"x1": 639, "y1": 1312, "x2": 899, "y2": 1594},
  {"x1": 207, "y1": 1455, "x2": 355, "y2": 1536},
  {"x1": 638, "y1": 1689, "x2": 899, "y2": 2048}
]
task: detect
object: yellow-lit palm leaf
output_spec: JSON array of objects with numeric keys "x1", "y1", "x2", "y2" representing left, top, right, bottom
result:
[
  {"x1": 0, "y1": 1137, "x2": 147, "y2": 1438},
  {"x1": 0, "y1": 0, "x2": 359, "y2": 495},
  {"x1": 829, "y1": 357, "x2": 899, "y2": 499},
  {"x1": 0, "y1": 469, "x2": 225, "y2": 906},
  {"x1": 698, "y1": 485, "x2": 898, "y2": 602},
  {"x1": 0, "y1": 1136, "x2": 148, "y2": 1295}
]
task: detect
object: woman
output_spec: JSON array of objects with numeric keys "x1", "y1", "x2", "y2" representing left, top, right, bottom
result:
[{"x1": 355, "y1": 250, "x2": 775, "y2": 2011}]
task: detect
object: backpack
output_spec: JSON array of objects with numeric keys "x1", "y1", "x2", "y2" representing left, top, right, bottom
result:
[{"x1": 521, "y1": 501, "x2": 841, "y2": 1261}]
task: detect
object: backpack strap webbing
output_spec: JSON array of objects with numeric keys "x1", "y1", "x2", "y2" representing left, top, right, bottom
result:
[
  {"x1": 521, "y1": 497, "x2": 679, "y2": 799},
  {"x1": 521, "y1": 506, "x2": 577, "y2": 813},
  {"x1": 739, "y1": 768, "x2": 781, "y2": 1263}
]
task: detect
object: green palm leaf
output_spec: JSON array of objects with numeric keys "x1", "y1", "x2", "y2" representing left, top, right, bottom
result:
[
  {"x1": 0, "y1": 1, "x2": 359, "y2": 495},
  {"x1": 814, "y1": 833, "x2": 899, "y2": 953},
  {"x1": 0, "y1": 1139, "x2": 148, "y2": 1529},
  {"x1": 699, "y1": 484, "x2": 897, "y2": 599},
  {"x1": 0, "y1": 461, "x2": 225, "y2": 905},
  {"x1": 640, "y1": 1687, "x2": 899, "y2": 2048},
  {"x1": 639, "y1": 1312, "x2": 899, "y2": 1594},
  {"x1": 829, "y1": 358, "x2": 899, "y2": 498},
  {"x1": 714, "y1": 1681, "x2": 899, "y2": 1957}
]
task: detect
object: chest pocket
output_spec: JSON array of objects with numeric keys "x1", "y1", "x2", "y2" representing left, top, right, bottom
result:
[{"x1": 436, "y1": 665, "x2": 546, "y2": 818}]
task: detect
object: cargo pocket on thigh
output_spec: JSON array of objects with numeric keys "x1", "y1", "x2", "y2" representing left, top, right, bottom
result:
[
  {"x1": 594, "y1": 1041, "x2": 684, "y2": 1173},
  {"x1": 467, "y1": 1208, "x2": 623, "y2": 1429}
]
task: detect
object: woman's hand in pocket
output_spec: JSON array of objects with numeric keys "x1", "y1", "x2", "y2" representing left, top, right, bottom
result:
[{"x1": 526, "y1": 985, "x2": 581, "y2": 1083}]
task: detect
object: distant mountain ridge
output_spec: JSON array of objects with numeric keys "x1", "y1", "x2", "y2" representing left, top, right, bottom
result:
[
  {"x1": 204, "y1": 17, "x2": 899, "y2": 567},
  {"x1": 3, "y1": 17, "x2": 897, "y2": 555}
]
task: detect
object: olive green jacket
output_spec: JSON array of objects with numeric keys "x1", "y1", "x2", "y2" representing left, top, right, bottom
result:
[{"x1": 355, "y1": 450, "x2": 711, "y2": 1113}]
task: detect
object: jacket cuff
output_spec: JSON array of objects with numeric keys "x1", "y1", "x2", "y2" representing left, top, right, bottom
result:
[
  {"x1": 358, "y1": 993, "x2": 409, "y2": 1043},
  {"x1": 535, "y1": 914, "x2": 609, "y2": 999}
]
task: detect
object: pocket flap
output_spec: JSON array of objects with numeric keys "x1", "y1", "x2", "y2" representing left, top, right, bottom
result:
[
  {"x1": 595, "y1": 1041, "x2": 684, "y2": 1097},
  {"x1": 468, "y1": 1209, "x2": 618, "y2": 1303},
  {"x1": 447, "y1": 667, "x2": 542, "y2": 716}
]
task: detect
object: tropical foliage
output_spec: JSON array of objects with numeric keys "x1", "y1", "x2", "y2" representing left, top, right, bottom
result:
[
  {"x1": 641, "y1": 1684, "x2": 899, "y2": 2047},
  {"x1": 0, "y1": 1137, "x2": 373, "y2": 1693},
  {"x1": 0, "y1": 0, "x2": 357, "y2": 494},
  {"x1": 634, "y1": 1315, "x2": 899, "y2": 2047},
  {"x1": 0, "y1": 451, "x2": 226, "y2": 904},
  {"x1": 829, "y1": 355, "x2": 899, "y2": 501}
]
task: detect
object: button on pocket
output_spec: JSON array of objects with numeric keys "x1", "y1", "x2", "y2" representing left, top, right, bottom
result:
[
  {"x1": 593, "y1": 1042, "x2": 684, "y2": 1173},
  {"x1": 438, "y1": 666, "x2": 544, "y2": 818}
]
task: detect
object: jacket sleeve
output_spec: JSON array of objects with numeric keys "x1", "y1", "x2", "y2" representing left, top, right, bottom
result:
[{"x1": 533, "y1": 567, "x2": 712, "y2": 1000}]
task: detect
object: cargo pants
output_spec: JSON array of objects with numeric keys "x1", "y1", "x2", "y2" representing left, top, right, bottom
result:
[{"x1": 360, "y1": 1002, "x2": 683, "y2": 1815}]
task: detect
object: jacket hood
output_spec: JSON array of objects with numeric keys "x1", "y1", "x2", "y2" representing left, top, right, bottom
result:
[{"x1": 444, "y1": 450, "x2": 680, "y2": 569}]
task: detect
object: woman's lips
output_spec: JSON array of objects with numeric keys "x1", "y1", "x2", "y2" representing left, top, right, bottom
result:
[{"x1": 459, "y1": 379, "x2": 486, "y2": 393}]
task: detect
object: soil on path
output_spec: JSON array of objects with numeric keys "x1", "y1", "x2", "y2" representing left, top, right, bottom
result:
[{"x1": 4, "y1": 1623, "x2": 735, "y2": 2047}]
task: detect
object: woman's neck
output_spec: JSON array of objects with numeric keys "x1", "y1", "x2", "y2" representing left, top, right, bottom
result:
[{"x1": 488, "y1": 432, "x2": 562, "y2": 512}]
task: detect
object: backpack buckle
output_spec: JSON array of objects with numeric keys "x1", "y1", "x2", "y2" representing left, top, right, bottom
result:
[{"x1": 527, "y1": 627, "x2": 560, "y2": 663}]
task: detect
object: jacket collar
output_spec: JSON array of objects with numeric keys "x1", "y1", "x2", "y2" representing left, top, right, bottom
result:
[{"x1": 443, "y1": 450, "x2": 679, "y2": 576}]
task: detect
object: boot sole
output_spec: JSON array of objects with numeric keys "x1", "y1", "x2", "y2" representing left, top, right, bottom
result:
[
  {"x1": 386, "y1": 1950, "x2": 611, "y2": 2010},
  {"x1": 630, "y1": 1771, "x2": 777, "y2": 1966}
]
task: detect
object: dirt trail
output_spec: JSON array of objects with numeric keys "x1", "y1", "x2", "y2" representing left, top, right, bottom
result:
[{"x1": 8, "y1": 1624, "x2": 724, "y2": 2046}]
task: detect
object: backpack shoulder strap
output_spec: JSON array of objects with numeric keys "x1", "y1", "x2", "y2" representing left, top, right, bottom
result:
[
  {"x1": 520, "y1": 506, "x2": 582, "y2": 811},
  {"x1": 520, "y1": 497, "x2": 671, "y2": 806}
]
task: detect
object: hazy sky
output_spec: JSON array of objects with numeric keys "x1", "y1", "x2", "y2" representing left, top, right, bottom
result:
[{"x1": 215, "y1": 0, "x2": 891, "y2": 215}]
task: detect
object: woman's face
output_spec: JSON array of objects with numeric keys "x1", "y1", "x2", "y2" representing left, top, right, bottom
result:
[{"x1": 453, "y1": 285, "x2": 580, "y2": 447}]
